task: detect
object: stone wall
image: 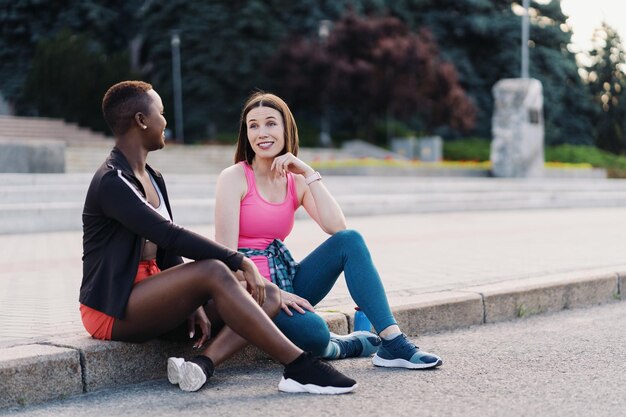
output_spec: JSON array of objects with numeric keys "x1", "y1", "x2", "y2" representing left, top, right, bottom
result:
[{"x1": 0, "y1": 140, "x2": 65, "y2": 173}]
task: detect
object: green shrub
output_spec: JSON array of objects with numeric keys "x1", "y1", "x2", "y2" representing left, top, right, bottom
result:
[
  {"x1": 546, "y1": 144, "x2": 626, "y2": 177},
  {"x1": 545, "y1": 144, "x2": 626, "y2": 169},
  {"x1": 443, "y1": 138, "x2": 490, "y2": 161},
  {"x1": 444, "y1": 140, "x2": 626, "y2": 172}
]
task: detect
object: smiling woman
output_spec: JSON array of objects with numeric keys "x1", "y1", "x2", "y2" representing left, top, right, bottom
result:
[{"x1": 213, "y1": 91, "x2": 443, "y2": 372}]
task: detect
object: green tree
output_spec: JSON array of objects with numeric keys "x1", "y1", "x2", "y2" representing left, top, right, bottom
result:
[
  {"x1": 379, "y1": 0, "x2": 594, "y2": 145},
  {"x1": 23, "y1": 30, "x2": 136, "y2": 132},
  {"x1": 141, "y1": 1, "x2": 296, "y2": 141},
  {"x1": 268, "y1": 12, "x2": 476, "y2": 143},
  {"x1": 586, "y1": 22, "x2": 626, "y2": 154},
  {"x1": 1, "y1": 0, "x2": 597, "y2": 146},
  {"x1": 0, "y1": 0, "x2": 142, "y2": 115},
  {"x1": 383, "y1": 0, "x2": 521, "y2": 140},
  {"x1": 529, "y1": 0, "x2": 595, "y2": 145}
]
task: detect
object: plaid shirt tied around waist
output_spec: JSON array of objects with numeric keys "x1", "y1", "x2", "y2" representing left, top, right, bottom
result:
[{"x1": 238, "y1": 239, "x2": 298, "y2": 293}]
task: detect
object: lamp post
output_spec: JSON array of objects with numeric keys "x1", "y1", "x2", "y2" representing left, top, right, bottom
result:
[
  {"x1": 171, "y1": 30, "x2": 184, "y2": 143},
  {"x1": 521, "y1": 0, "x2": 529, "y2": 79},
  {"x1": 318, "y1": 20, "x2": 332, "y2": 147}
]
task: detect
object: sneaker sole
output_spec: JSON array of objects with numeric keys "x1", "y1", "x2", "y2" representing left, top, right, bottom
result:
[
  {"x1": 278, "y1": 377, "x2": 357, "y2": 395},
  {"x1": 167, "y1": 357, "x2": 184, "y2": 385},
  {"x1": 372, "y1": 354, "x2": 443, "y2": 369},
  {"x1": 178, "y1": 362, "x2": 207, "y2": 392}
]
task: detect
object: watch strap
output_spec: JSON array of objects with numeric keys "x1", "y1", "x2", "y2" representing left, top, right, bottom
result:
[{"x1": 305, "y1": 171, "x2": 322, "y2": 185}]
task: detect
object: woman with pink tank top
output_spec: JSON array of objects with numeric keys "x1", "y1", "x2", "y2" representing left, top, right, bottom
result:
[{"x1": 214, "y1": 92, "x2": 442, "y2": 369}]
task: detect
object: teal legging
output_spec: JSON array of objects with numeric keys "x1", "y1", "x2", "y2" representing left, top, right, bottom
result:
[{"x1": 273, "y1": 229, "x2": 397, "y2": 356}]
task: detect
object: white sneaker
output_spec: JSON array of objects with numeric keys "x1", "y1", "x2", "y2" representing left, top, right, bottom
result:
[
  {"x1": 178, "y1": 361, "x2": 208, "y2": 392},
  {"x1": 167, "y1": 357, "x2": 184, "y2": 385},
  {"x1": 167, "y1": 356, "x2": 213, "y2": 392}
]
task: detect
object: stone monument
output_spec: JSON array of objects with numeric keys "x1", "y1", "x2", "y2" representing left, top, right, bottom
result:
[{"x1": 490, "y1": 78, "x2": 544, "y2": 177}]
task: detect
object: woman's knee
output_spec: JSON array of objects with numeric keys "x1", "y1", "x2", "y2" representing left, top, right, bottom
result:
[
  {"x1": 302, "y1": 318, "x2": 331, "y2": 356},
  {"x1": 275, "y1": 312, "x2": 330, "y2": 356},
  {"x1": 332, "y1": 229, "x2": 364, "y2": 245},
  {"x1": 192, "y1": 259, "x2": 238, "y2": 290},
  {"x1": 262, "y1": 283, "x2": 281, "y2": 317},
  {"x1": 330, "y1": 229, "x2": 368, "y2": 257}
]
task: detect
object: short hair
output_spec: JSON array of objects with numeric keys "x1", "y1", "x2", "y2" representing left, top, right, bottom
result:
[
  {"x1": 234, "y1": 91, "x2": 299, "y2": 165},
  {"x1": 102, "y1": 81, "x2": 153, "y2": 136}
]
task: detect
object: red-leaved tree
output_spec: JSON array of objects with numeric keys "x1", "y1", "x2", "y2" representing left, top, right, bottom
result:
[{"x1": 267, "y1": 12, "x2": 476, "y2": 142}]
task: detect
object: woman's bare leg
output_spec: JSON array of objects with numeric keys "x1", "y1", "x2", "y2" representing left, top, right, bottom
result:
[
  {"x1": 111, "y1": 259, "x2": 300, "y2": 364},
  {"x1": 199, "y1": 283, "x2": 281, "y2": 366}
]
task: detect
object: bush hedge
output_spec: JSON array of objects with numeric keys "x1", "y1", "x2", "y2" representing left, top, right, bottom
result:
[{"x1": 443, "y1": 139, "x2": 626, "y2": 177}]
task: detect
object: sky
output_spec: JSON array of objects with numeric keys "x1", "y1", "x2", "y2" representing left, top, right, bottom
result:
[{"x1": 560, "y1": 0, "x2": 626, "y2": 53}]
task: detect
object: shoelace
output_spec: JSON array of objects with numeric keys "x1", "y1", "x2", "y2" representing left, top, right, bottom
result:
[{"x1": 389, "y1": 334, "x2": 419, "y2": 356}]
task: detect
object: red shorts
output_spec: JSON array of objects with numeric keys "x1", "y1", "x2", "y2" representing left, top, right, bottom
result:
[{"x1": 80, "y1": 259, "x2": 161, "y2": 340}]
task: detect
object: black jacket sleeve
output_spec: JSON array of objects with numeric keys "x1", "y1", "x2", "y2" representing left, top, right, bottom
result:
[{"x1": 98, "y1": 171, "x2": 243, "y2": 271}]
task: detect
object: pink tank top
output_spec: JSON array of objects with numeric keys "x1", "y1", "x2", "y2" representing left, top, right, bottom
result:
[{"x1": 238, "y1": 161, "x2": 299, "y2": 280}]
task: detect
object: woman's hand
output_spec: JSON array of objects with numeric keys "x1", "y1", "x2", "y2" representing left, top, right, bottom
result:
[
  {"x1": 271, "y1": 152, "x2": 314, "y2": 178},
  {"x1": 240, "y1": 257, "x2": 266, "y2": 305},
  {"x1": 188, "y1": 306, "x2": 211, "y2": 349},
  {"x1": 280, "y1": 289, "x2": 315, "y2": 316}
]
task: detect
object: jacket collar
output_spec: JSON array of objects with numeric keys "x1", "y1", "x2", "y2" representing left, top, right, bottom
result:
[{"x1": 107, "y1": 146, "x2": 162, "y2": 179}]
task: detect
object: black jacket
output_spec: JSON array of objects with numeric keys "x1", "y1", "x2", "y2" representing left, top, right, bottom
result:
[{"x1": 79, "y1": 147, "x2": 243, "y2": 319}]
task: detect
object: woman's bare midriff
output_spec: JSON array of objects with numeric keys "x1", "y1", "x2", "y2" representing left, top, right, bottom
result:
[{"x1": 141, "y1": 239, "x2": 158, "y2": 260}]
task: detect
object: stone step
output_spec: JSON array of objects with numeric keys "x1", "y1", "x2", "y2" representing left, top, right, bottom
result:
[
  {"x1": 3, "y1": 187, "x2": 626, "y2": 234},
  {"x1": 0, "y1": 116, "x2": 111, "y2": 144},
  {"x1": 4, "y1": 174, "x2": 626, "y2": 203}
]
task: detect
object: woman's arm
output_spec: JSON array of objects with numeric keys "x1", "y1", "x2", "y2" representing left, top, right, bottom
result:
[
  {"x1": 214, "y1": 166, "x2": 258, "y2": 281},
  {"x1": 272, "y1": 152, "x2": 346, "y2": 234},
  {"x1": 214, "y1": 164, "x2": 247, "y2": 250},
  {"x1": 214, "y1": 165, "x2": 270, "y2": 303},
  {"x1": 299, "y1": 174, "x2": 346, "y2": 235}
]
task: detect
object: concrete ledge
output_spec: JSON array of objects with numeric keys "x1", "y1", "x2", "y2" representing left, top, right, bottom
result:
[
  {"x1": 318, "y1": 311, "x2": 350, "y2": 334},
  {"x1": 462, "y1": 272, "x2": 619, "y2": 323},
  {"x1": 0, "y1": 312, "x2": 351, "y2": 407},
  {"x1": 42, "y1": 311, "x2": 349, "y2": 394},
  {"x1": 0, "y1": 344, "x2": 82, "y2": 408},
  {"x1": 2, "y1": 272, "x2": 624, "y2": 409},
  {"x1": 46, "y1": 335, "x2": 194, "y2": 392},
  {"x1": 332, "y1": 291, "x2": 484, "y2": 335},
  {"x1": 389, "y1": 291, "x2": 484, "y2": 334}
]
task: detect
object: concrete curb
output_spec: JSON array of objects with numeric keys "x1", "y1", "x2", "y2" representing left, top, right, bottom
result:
[
  {"x1": 0, "y1": 344, "x2": 82, "y2": 407},
  {"x1": 1, "y1": 272, "x2": 623, "y2": 409},
  {"x1": 461, "y1": 271, "x2": 621, "y2": 323}
]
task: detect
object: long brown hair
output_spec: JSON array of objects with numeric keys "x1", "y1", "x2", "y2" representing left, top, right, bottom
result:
[{"x1": 234, "y1": 92, "x2": 299, "y2": 165}]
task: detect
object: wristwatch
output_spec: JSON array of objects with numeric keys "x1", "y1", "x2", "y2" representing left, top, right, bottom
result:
[{"x1": 305, "y1": 171, "x2": 322, "y2": 185}]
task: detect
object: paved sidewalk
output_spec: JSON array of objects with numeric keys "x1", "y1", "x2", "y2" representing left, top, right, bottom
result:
[
  {"x1": 2, "y1": 207, "x2": 626, "y2": 409},
  {"x1": 2, "y1": 207, "x2": 626, "y2": 348}
]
